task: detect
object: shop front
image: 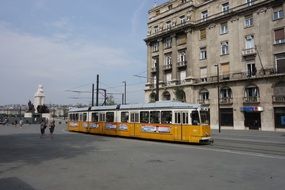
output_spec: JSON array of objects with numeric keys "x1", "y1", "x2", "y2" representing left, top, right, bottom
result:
[{"x1": 240, "y1": 106, "x2": 263, "y2": 130}]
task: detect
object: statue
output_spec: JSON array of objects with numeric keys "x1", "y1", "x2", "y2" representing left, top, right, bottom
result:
[{"x1": 27, "y1": 100, "x2": 35, "y2": 113}]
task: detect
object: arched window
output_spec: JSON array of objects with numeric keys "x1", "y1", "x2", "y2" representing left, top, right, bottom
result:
[
  {"x1": 199, "y1": 89, "x2": 209, "y2": 104},
  {"x1": 244, "y1": 84, "x2": 259, "y2": 103},
  {"x1": 162, "y1": 91, "x2": 171, "y2": 100},
  {"x1": 174, "y1": 87, "x2": 186, "y2": 102},
  {"x1": 149, "y1": 92, "x2": 156, "y2": 103}
]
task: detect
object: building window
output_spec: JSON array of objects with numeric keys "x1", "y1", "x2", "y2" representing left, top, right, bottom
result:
[
  {"x1": 152, "y1": 42, "x2": 159, "y2": 52},
  {"x1": 199, "y1": 89, "x2": 209, "y2": 101},
  {"x1": 245, "y1": 35, "x2": 255, "y2": 49},
  {"x1": 201, "y1": 10, "x2": 208, "y2": 21},
  {"x1": 154, "y1": 26, "x2": 159, "y2": 33},
  {"x1": 244, "y1": 15, "x2": 253, "y2": 28},
  {"x1": 244, "y1": 85, "x2": 260, "y2": 102},
  {"x1": 273, "y1": 8, "x2": 284, "y2": 20},
  {"x1": 220, "y1": 87, "x2": 232, "y2": 101},
  {"x1": 200, "y1": 67, "x2": 207, "y2": 82},
  {"x1": 168, "y1": 4, "x2": 173, "y2": 10},
  {"x1": 200, "y1": 47, "x2": 207, "y2": 60},
  {"x1": 178, "y1": 50, "x2": 186, "y2": 66},
  {"x1": 220, "y1": 22, "x2": 228, "y2": 34},
  {"x1": 179, "y1": 70, "x2": 186, "y2": 83},
  {"x1": 164, "y1": 54, "x2": 172, "y2": 66},
  {"x1": 222, "y1": 2, "x2": 229, "y2": 13},
  {"x1": 274, "y1": 28, "x2": 285, "y2": 45},
  {"x1": 151, "y1": 57, "x2": 158, "y2": 71},
  {"x1": 247, "y1": 62, "x2": 257, "y2": 77},
  {"x1": 245, "y1": 0, "x2": 253, "y2": 6},
  {"x1": 165, "y1": 73, "x2": 172, "y2": 85},
  {"x1": 180, "y1": 15, "x2": 186, "y2": 24},
  {"x1": 164, "y1": 37, "x2": 172, "y2": 49},
  {"x1": 165, "y1": 21, "x2": 172, "y2": 30},
  {"x1": 181, "y1": 0, "x2": 186, "y2": 3},
  {"x1": 221, "y1": 41, "x2": 229, "y2": 55},
  {"x1": 200, "y1": 28, "x2": 206, "y2": 40},
  {"x1": 275, "y1": 53, "x2": 285, "y2": 73},
  {"x1": 221, "y1": 62, "x2": 230, "y2": 79},
  {"x1": 220, "y1": 108, "x2": 233, "y2": 126}
]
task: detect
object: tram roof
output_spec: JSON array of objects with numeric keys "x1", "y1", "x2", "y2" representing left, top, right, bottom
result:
[{"x1": 69, "y1": 101, "x2": 202, "y2": 113}]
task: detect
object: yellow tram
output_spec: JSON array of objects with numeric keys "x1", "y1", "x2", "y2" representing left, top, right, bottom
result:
[{"x1": 67, "y1": 101, "x2": 213, "y2": 144}]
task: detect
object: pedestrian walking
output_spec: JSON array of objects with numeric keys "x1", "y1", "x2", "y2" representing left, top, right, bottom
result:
[
  {"x1": 19, "y1": 119, "x2": 23, "y2": 128},
  {"x1": 40, "y1": 119, "x2": 47, "y2": 138},
  {"x1": 49, "y1": 119, "x2": 55, "y2": 138}
]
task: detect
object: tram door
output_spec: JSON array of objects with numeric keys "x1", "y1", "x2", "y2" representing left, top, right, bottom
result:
[
  {"x1": 244, "y1": 112, "x2": 261, "y2": 130},
  {"x1": 174, "y1": 111, "x2": 189, "y2": 141}
]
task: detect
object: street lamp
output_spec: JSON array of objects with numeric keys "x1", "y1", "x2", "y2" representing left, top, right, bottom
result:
[
  {"x1": 214, "y1": 64, "x2": 221, "y2": 133},
  {"x1": 122, "y1": 81, "x2": 126, "y2": 105}
]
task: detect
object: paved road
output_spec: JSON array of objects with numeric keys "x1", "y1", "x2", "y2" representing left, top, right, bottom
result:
[{"x1": 0, "y1": 124, "x2": 285, "y2": 190}]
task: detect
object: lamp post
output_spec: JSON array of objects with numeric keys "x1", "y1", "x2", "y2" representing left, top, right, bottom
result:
[
  {"x1": 122, "y1": 81, "x2": 126, "y2": 105},
  {"x1": 214, "y1": 64, "x2": 221, "y2": 133}
]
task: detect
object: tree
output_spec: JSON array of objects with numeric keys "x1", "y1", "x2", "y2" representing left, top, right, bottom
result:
[
  {"x1": 174, "y1": 87, "x2": 186, "y2": 102},
  {"x1": 105, "y1": 95, "x2": 116, "y2": 105}
]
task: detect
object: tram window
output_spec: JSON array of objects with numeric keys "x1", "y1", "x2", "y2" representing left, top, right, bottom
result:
[
  {"x1": 106, "y1": 112, "x2": 114, "y2": 122},
  {"x1": 200, "y1": 111, "x2": 210, "y2": 124},
  {"x1": 140, "y1": 111, "x2": 149, "y2": 123},
  {"x1": 121, "y1": 112, "x2": 129, "y2": 123},
  {"x1": 130, "y1": 112, "x2": 139, "y2": 123},
  {"x1": 75, "y1": 114, "x2": 78, "y2": 121},
  {"x1": 191, "y1": 111, "x2": 200, "y2": 125},
  {"x1": 83, "y1": 113, "x2": 87, "y2": 121},
  {"x1": 79, "y1": 113, "x2": 83, "y2": 121},
  {"x1": 161, "y1": 111, "x2": 172, "y2": 124},
  {"x1": 150, "y1": 111, "x2": 160, "y2": 124},
  {"x1": 99, "y1": 113, "x2": 106, "y2": 122},
  {"x1": 175, "y1": 112, "x2": 181, "y2": 124},
  {"x1": 182, "y1": 112, "x2": 188, "y2": 124},
  {"x1": 91, "y1": 112, "x2": 98, "y2": 122}
]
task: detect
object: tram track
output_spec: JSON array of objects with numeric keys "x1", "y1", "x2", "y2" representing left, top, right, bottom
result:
[{"x1": 210, "y1": 138, "x2": 285, "y2": 157}]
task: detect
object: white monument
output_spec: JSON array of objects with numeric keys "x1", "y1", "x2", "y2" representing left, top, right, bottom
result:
[{"x1": 34, "y1": 84, "x2": 45, "y2": 113}]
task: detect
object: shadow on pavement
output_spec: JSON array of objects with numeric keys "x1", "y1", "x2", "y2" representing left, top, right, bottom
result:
[
  {"x1": 0, "y1": 177, "x2": 36, "y2": 190},
  {"x1": 0, "y1": 132, "x2": 106, "y2": 165}
]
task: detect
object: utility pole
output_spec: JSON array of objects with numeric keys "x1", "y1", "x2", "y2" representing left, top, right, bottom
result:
[
  {"x1": 122, "y1": 81, "x2": 126, "y2": 105},
  {"x1": 91, "y1": 83, "x2": 94, "y2": 106},
  {"x1": 96, "y1": 74, "x2": 99, "y2": 106},
  {"x1": 214, "y1": 64, "x2": 221, "y2": 133}
]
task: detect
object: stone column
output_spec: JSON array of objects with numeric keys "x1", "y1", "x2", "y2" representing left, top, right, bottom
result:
[
  {"x1": 171, "y1": 34, "x2": 178, "y2": 84},
  {"x1": 158, "y1": 38, "x2": 164, "y2": 84}
]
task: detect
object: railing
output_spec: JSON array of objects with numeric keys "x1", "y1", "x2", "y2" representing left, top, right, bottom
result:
[
  {"x1": 243, "y1": 96, "x2": 260, "y2": 103},
  {"x1": 242, "y1": 48, "x2": 256, "y2": 56},
  {"x1": 151, "y1": 67, "x2": 157, "y2": 72},
  {"x1": 197, "y1": 99, "x2": 210, "y2": 105},
  {"x1": 163, "y1": 64, "x2": 172, "y2": 70},
  {"x1": 177, "y1": 61, "x2": 187, "y2": 68},
  {"x1": 272, "y1": 96, "x2": 285, "y2": 103},
  {"x1": 220, "y1": 97, "x2": 233, "y2": 105}
]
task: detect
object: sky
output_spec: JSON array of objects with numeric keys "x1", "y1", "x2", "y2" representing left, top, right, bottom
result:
[{"x1": 0, "y1": 0, "x2": 166, "y2": 106}]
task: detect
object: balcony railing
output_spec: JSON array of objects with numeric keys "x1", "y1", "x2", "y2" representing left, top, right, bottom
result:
[
  {"x1": 220, "y1": 97, "x2": 233, "y2": 105},
  {"x1": 198, "y1": 99, "x2": 210, "y2": 105},
  {"x1": 243, "y1": 96, "x2": 260, "y2": 104},
  {"x1": 272, "y1": 96, "x2": 285, "y2": 103},
  {"x1": 242, "y1": 48, "x2": 256, "y2": 56},
  {"x1": 151, "y1": 67, "x2": 157, "y2": 73},
  {"x1": 177, "y1": 61, "x2": 187, "y2": 68},
  {"x1": 163, "y1": 64, "x2": 172, "y2": 71}
]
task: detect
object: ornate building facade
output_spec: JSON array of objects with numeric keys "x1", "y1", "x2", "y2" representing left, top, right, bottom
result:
[{"x1": 144, "y1": 0, "x2": 285, "y2": 131}]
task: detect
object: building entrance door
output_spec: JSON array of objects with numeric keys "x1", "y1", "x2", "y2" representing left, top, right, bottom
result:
[{"x1": 244, "y1": 112, "x2": 261, "y2": 130}]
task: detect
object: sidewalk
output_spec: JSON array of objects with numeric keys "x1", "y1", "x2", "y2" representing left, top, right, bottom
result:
[{"x1": 211, "y1": 129, "x2": 285, "y2": 144}]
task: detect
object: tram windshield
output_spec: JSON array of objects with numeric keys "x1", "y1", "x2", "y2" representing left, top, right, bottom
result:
[{"x1": 200, "y1": 111, "x2": 210, "y2": 125}]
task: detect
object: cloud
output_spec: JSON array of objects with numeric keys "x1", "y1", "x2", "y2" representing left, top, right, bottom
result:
[{"x1": 0, "y1": 23, "x2": 139, "y2": 104}]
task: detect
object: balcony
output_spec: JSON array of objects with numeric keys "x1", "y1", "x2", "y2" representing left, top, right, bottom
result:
[
  {"x1": 198, "y1": 99, "x2": 210, "y2": 105},
  {"x1": 220, "y1": 97, "x2": 233, "y2": 105},
  {"x1": 151, "y1": 67, "x2": 157, "y2": 73},
  {"x1": 272, "y1": 96, "x2": 285, "y2": 103},
  {"x1": 163, "y1": 64, "x2": 172, "y2": 71},
  {"x1": 242, "y1": 48, "x2": 256, "y2": 56},
  {"x1": 243, "y1": 96, "x2": 260, "y2": 104},
  {"x1": 177, "y1": 61, "x2": 187, "y2": 68}
]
